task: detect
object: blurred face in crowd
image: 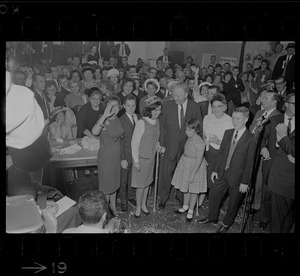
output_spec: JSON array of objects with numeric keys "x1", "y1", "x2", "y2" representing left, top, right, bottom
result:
[
  {"x1": 95, "y1": 68, "x2": 101, "y2": 80},
  {"x1": 200, "y1": 85, "x2": 209, "y2": 98},
  {"x1": 176, "y1": 71, "x2": 186, "y2": 83},
  {"x1": 146, "y1": 84, "x2": 157, "y2": 97},
  {"x1": 56, "y1": 112, "x2": 65, "y2": 124},
  {"x1": 119, "y1": 70, "x2": 125, "y2": 80},
  {"x1": 201, "y1": 68, "x2": 207, "y2": 75},
  {"x1": 232, "y1": 68, "x2": 239, "y2": 77},
  {"x1": 123, "y1": 99, "x2": 136, "y2": 115},
  {"x1": 246, "y1": 63, "x2": 253, "y2": 72},
  {"x1": 224, "y1": 63, "x2": 231, "y2": 72},
  {"x1": 151, "y1": 105, "x2": 162, "y2": 120},
  {"x1": 188, "y1": 79, "x2": 195, "y2": 90},
  {"x1": 103, "y1": 61, "x2": 110, "y2": 67},
  {"x1": 59, "y1": 77, "x2": 69, "y2": 89},
  {"x1": 210, "y1": 55, "x2": 216, "y2": 63},
  {"x1": 185, "y1": 126, "x2": 196, "y2": 138},
  {"x1": 175, "y1": 65, "x2": 183, "y2": 73},
  {"x1": 159, "y1": 77, "x2": 167, "y2": 89},
  {"x1": 232, "y1": 112, "x2": 248, "y2": 131},
  {"x1": 214, "y1": 75, "x2": 221, "y2": 84},
  {"x1": 133, "y1": 79, "x2": 140, "y2": 90},
  {"x1": 205, "y1": 75, "x2": 213, "y2": 84},
  {"x1": 123, "y1": 81, "x2": 134, "y2": 95},
  {"x1": 45, "y1": 72, "x2": 53, "y2": 81},
  {"x1": 156, "y1": 60, "x2": 163, "y2": 70},
  {"x1": 91, "y1": 46, "x2": 97, "y2": 55},
  {"x1": 207, "y1": 87, "x2": 217, "y2": 101},
  {"x1": 51, "y1": 67, "x2": 59, "y2": 79},
  {"x1": 172, "y1": 86, "x2": 188, "y2": 105},
  {"x1": 109, "y1": 57, "x2": 115, "y2": 66},
  {"x1": 241, "y1": 73, "x2": 248, "y2": 82},
  {"x1": 14, "y1": 72, "x2": 26, "y2": 86},
  {"x1": 224, "y1": 73, "x2": 232, "y2": 83},
  {"x1": 212, "y1": 100, "x2": 226, "y2": 118},
  {"x1": 127, "y1": 67, "x2": 136, "y2": 78},
  {"x1": 73, "y1": 57, "x2": 80, "y2": 67},
  {"x1": 46, "y1": 85, "x2": 56, "y2": 98},
  {"x1": 261, "y1": 92, "x2": 277, "y2": 111},
  {"x1": 287, "y1": 47, "x2": 295, "y2": 56},
  {"x1": 102, "y1": 69, "x2": 108, "y2": 80},
  {"x1": 70, "y1": 82, "x2": 80, "y2": 94},
  {"x1": 261, "y1": 61, "x2": 268, "y2": 70},
  {"x1": 71, "y1": 72, "x2": 80, "y2": 82},
  {"x1": 109, "y1": 100, "x2": 120, "y2": 116},
  {"x1": 122, "y1": 57, "x2": 128, "y2": 66},
  {"x1": 275, "y1": 44, "x2": 283, "y2": 53},
  {"x1": 285, "y1": 95, "x2": 295, "y2": 117},
  {"x1": 62, "y1": 67, "x2": 70, "y2": 78},
  {"x1": 164, "y1": 49, "x2": 168, "y2": 56},
  {"x1": 109, "y1": 74, "x2": 118, "y2": 84},
  {"x1": 83, "y1": 70, "x2": 94, "y2": 81},
  {"x1": 165, "y1": 68, "x2": 173, "y2": 78},
  {"x1": 34, "y1": 75, "x2": 46, "y2": 92},
  {"x1": 183, "y1": 68, "x2": 191, "y2": 78},
  {"x1": 207, "y1": 66, "x2": 214, "y2": 75},
  {"x1": 148, "y1": 69, "x2": 157, "y2": 79},
  {"x1": 89, "y1": 92, "x2": 102, "y2": 109},
  {"x1": 275, "y1": 77, "x2": 286, "y2": 93},
  {"x1": 143, "y1": 63, "x2": 150, "y2": 73},
  {"x1": 185, "y1": 62, "x2": 191, "y2": 69}
]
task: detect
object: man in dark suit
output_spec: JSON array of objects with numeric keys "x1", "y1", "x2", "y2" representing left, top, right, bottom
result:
[
  {"x1": 119, "y1": 94, "x2": 140, "y2": 212},
  {"x1": 199, "y1": 106, "x2": 254, "y2": 233},
  {"x1": 158, "y1": 82, "x2": 202, "y2": 209},
  {"x1": 228, "y1": 66, "x2": 245, "y2": 107},
  {"x1": 32, "y1": 73, "x2": 51, "y2": 137},
  {"x1": 272, "y1": 43, "x2": 295, "y2": 90},
  {"x1": 274, "y1": 75, "x2": 291, "y2": 112},
  {"x1": 266, "y1": 93, "x2": 295, "y2": 233},
  {"x1": 116, "y1": 41, "x2": 131, "y2": 58},
  {"x1": 158, "y1": 48, "x2": 174, "y2": 69}
]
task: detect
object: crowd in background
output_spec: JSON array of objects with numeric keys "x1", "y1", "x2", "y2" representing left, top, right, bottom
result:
[{"x1": 6, "y1": 41, "x2": 295, "y2": 233}]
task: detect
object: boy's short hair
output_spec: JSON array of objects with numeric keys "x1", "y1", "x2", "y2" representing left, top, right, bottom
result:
[
  {"x1": 124, "y1": 93, "x2": 137, "y2": 104},
  {"x1": 78, "y1": 190, "x2": 108, "y2": 225},
  {"x1": 233, "y1": 106, "x2": 249, "y2": 118}
]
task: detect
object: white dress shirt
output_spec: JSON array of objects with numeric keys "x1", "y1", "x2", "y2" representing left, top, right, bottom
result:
[{"x1": 177, "y1": 99, "x2": 188, "y2": 129}]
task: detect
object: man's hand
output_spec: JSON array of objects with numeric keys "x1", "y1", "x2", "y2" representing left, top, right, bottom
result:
[
  {"x1": 276, "y1": 123, "x2": 288, "y2": 141},
  {"x1": 260, "y1": 147, "x2": 270, "y2": 160},
  {"x1": 121, "y1": 160, "x2": 128, "y2": 169},
  {"x1": 239, "y1": 183, "x2": 248, "y2": 193},
  {"x1": 133, "y1": 162, "x2": 141, "y2": 172},
  {"x1": 287, "y1": 154, "x2": 295, "y2": 164},
  {"x1": 211, "y1": 172, "x2": 218, "y2": 183}
]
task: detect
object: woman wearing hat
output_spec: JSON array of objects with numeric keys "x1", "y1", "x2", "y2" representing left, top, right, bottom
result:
[
  {"x1": 131, "y1": 96, "x2": 164, "y2": 218},
  {"x1": 139, "y1": 78, "x2": 163, "y2": 115},
  {"x1": 92, "y1": 95, "x2": 124, "y2": 219},
  {"x1": 49, "y1": 107, "x2": 74, "y2": 140},
  {"x1": 80, "y1": 67, "x2": 101, "y2": 94},
  {"x1": 107, "y1": 68, "x2": 121, "y2": 94}
]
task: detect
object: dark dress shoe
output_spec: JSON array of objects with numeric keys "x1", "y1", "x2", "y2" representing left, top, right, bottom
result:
[
  {"x1": 198, "y1": 217, "x2": 218, "y2": 225},
  {"x1": 216, "y1": 224, "x2": 229, "y2": 233},
  {"x1": 134, "y1": 213, "x2": 141, "y2": 219},
  {"x1": 158, "y1": 201, "x2": 166, "y2": 209},
  {"x1": 141, "y1": 209, "x2": 150, "y2": 216},
  {"x1": 259, "y1": 221, "x2": 268, "y2": 230},
  {"x1": 128, "y1": 198, "x2": 136, "y2": 207}
]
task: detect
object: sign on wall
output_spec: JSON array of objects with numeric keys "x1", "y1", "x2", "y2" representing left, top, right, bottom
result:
[{"x1": 219, "y1": 56, "x2": 238, "y2": 67}]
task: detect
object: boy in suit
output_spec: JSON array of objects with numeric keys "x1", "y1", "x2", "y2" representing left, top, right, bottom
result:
[
  {"x1": 118, "y1": 94, "x2": 139, "y2": 212},
  {"x1": 199, "y1": 106, "x2": 254, "y2": 233}
]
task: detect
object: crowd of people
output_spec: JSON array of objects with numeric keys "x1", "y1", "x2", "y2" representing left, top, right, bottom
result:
[{"x1": 6, "y1": 41, "x2": 295, "y2": 233}]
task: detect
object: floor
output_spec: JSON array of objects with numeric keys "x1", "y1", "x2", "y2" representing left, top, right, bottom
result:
[{"x1": 45, "y1": 167, "x2": 270, "y2": 234}]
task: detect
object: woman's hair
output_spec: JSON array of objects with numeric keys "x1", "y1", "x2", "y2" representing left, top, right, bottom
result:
[
  {"x1": 142, "y1": 101, "x2": 162, "y2": 118},
  {"x1": 88, "y1": 87, "x2": 103, "y2": 98},
  {"x1": 120, "y1": 77, "x2": 136, "y2": 91},
  {"x1": 78, "y1": 190, "x2": 108, "y2": 225},
  {"x1": 69, "y1": 69, "x2": 83, "y2": 80},
  {"x1": 210, "y1": 93, "x2": 227, "y2": 105},
  {"x1": 145, "y1": 80, "x2": 159, "y2": 91},
  {"x1": 104, "y1": 94, "x2": 121, "y2": 108},
  {"x1": 205, "y1": 74, "x2": 214, "y2": 82},
  {"x1": 184, "y1": 118, "x2": 201, "y2": 135}
]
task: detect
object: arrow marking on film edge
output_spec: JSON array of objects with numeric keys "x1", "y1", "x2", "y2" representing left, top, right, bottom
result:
[{"x1": 22, "y1": 262, "x2": 47, "y2": 273}]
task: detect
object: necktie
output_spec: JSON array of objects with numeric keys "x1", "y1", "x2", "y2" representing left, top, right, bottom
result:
[
  {"x1": 287, "y1": 117, "x2": 292, "y2": 136},
  {"x1": 232, "y1": 130, "x2": 238, "y2": 144},
  {"x1": 261, "y1": 112, "x2": 267, "y2": 121},
  {"x1": 132, "y1": 114, "x2": 135, "y2": 127},
  {"x1": 180, "y1": 104, "x2": 184, "y2": 129}
]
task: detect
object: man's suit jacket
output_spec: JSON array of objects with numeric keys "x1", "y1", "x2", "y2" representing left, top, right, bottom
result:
[
  {"x1": 158, "y1": 55, "x2": 174, "y2": 68},
  {"x1": 198, "y1": 100, "x2": 209, "y2": 119},
  {"x1": 32, "y1": 89, "x2": 51, "y2": 121},
  {"x1": 119, "y1": 113, "x2": 141, "y2": 164},
  {"x1": 116, "y1": 43, "x2": 131, "y2": 57},
  {"x1": 213, "y1": 128, "x2": 255, "y2": 187},
  {"x1": 159, "y1": 99, "x2": 202, "y2": 160},
  {"x1": 272, "y1": 55, "x2": 295, "y2": 89},
  {"x1": 228, "y1": 77, "x2": 245, "y2": 106},
  {"x1": 268, "y1": 130, "x2": 295, "y2": 199},
  {"x1": 260, "y1": 114, "x2": 284, "y2": 183}
]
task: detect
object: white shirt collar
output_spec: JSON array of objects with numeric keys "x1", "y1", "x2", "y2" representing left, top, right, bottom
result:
[
  {"x1": 264, "y1": 107, "x2": 276, "y2": 118},
  {"x1": 233, "y1": 126, "x2": 246, "y2": 142},
  {"x1": 126, "y1": 112, "x2": 136, "y2": 123}
]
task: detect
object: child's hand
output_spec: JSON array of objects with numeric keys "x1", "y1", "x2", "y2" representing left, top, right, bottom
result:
[{"x1": 121, "y1": 160, "x2": 128, "y2": 169}]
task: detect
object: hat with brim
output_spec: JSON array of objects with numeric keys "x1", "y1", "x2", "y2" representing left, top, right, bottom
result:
[
  {"x1": 199, "y1": 81, "x2": 212, "y2": 89},
  {"x1": 50, "y1": 106, "x2": 67, "y2": 123},
  {"x1": 107, "y1": 68, "x2": 119, "y2": 78},
  {"x1": 81, "y1": 67, "x2": 95, "y2": 75},
  {"x1": 131, "y1": 73, "x2": 142, "y2": 81},
  {"x1": 287, "y1": 42, "x2": 295, "y2": 49},
  {"x1": 144, "y1": 78, "x2": 160, "y2": 94},
  {"x1": 145, "y1": 95, "x2": 162, "y2": 107}
]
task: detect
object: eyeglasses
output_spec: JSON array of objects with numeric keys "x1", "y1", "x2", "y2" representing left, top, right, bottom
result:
[
  {"x1": 275, "y1": 81, "x2": 285, "y2": 86},
  {"x1": 286, "y1": 102, "x2": 295, "y2": 105}
]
